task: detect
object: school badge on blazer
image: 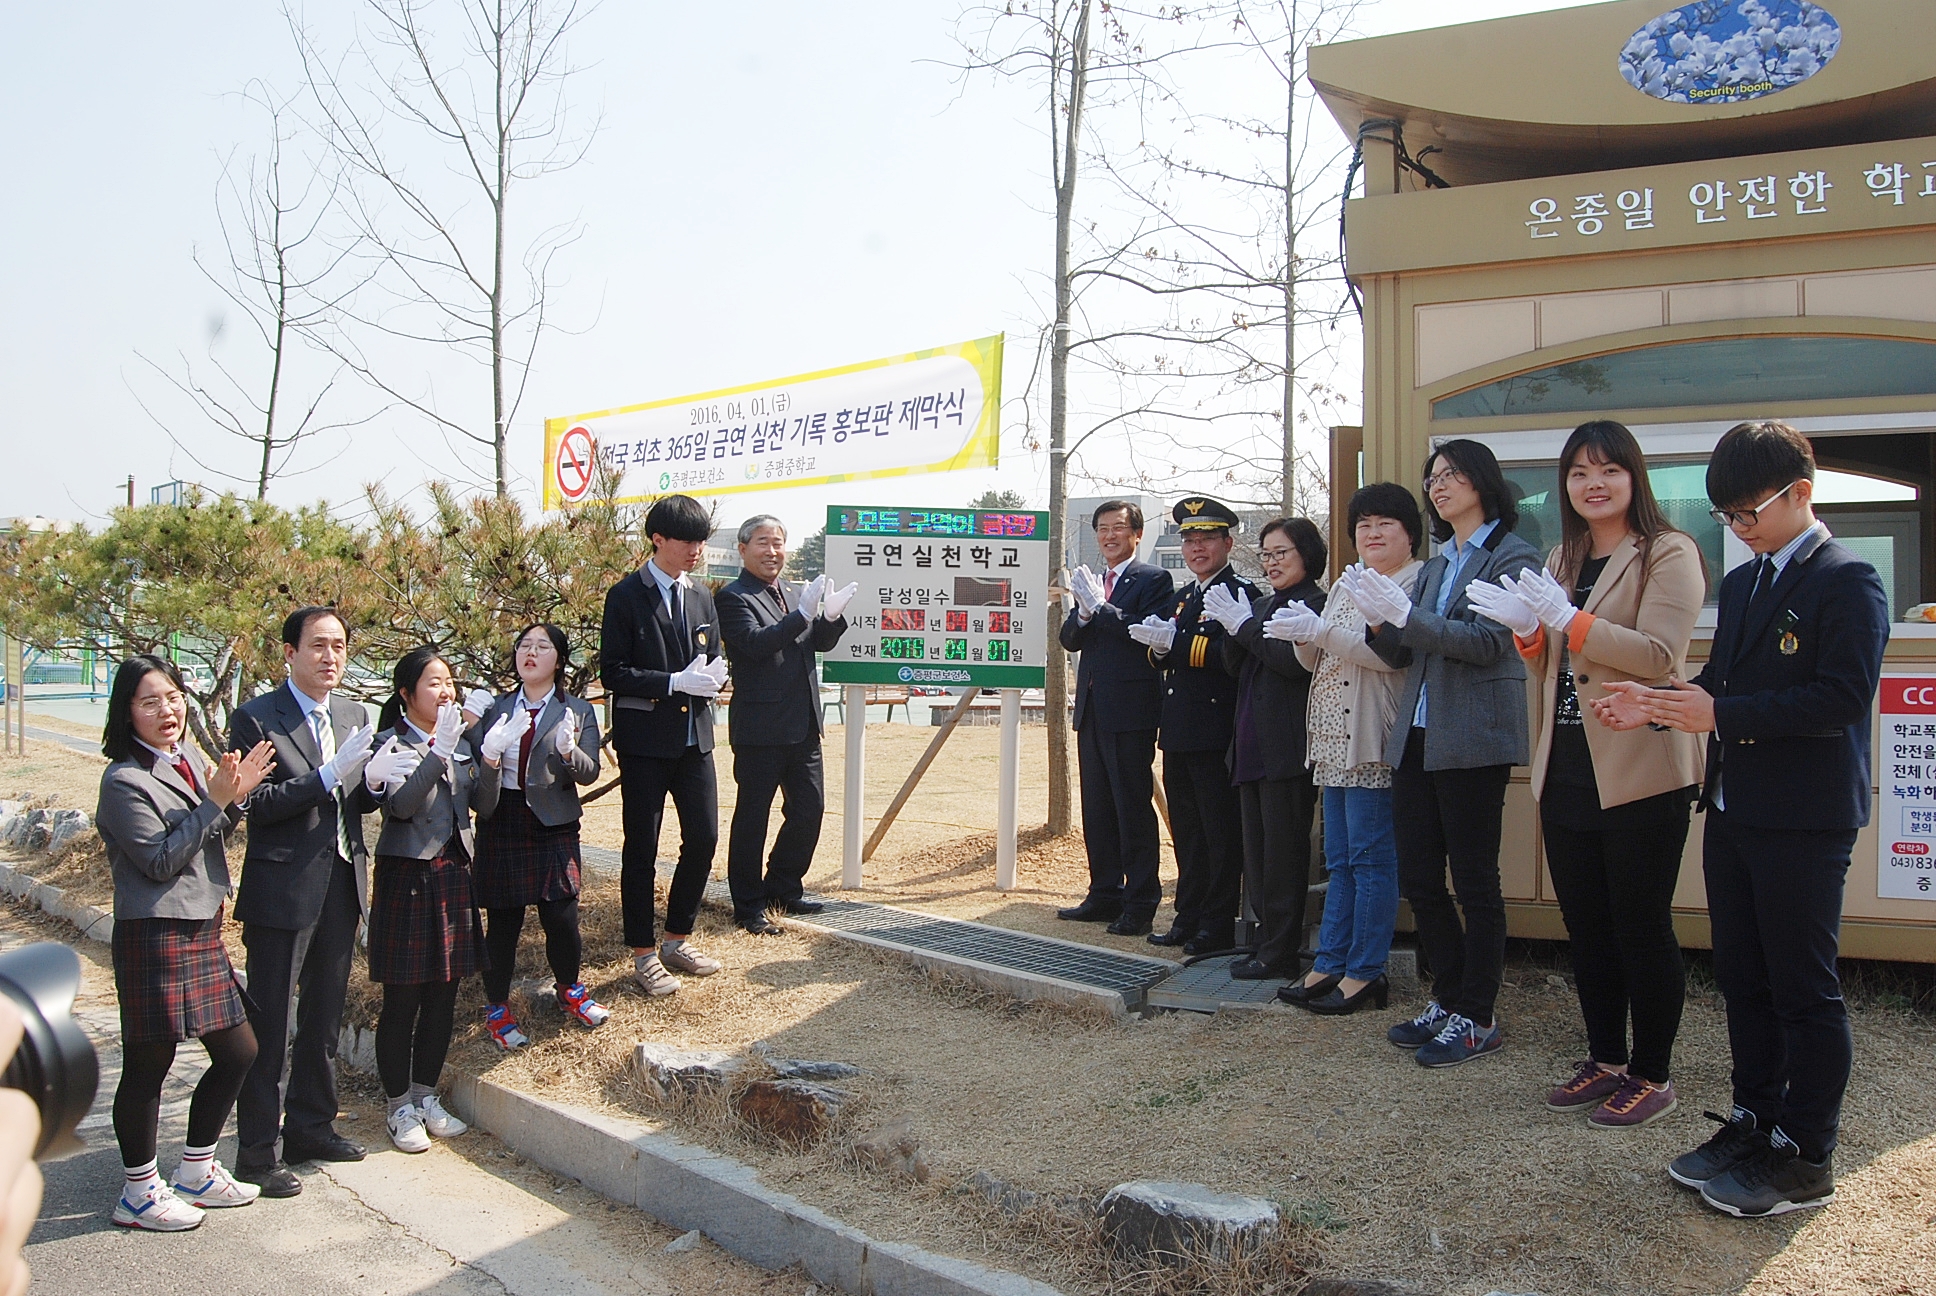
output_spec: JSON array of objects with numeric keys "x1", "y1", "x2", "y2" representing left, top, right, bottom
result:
[{"x1": 1778, "y1": 609, "x2": 1801, "y2": 655}]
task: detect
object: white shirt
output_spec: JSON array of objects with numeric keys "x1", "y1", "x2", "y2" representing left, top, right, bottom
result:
[
  {"x1": 500, "y1": 688, "x2": 554, "y2": 790},
  {"x1": 287, "y1": 679, "x2": 341, "y2": 792}
]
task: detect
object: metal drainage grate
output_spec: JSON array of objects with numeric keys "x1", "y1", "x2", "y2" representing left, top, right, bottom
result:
[{"x1": 1144, "y1": 955, "x2": 1288, "y2": 1013}]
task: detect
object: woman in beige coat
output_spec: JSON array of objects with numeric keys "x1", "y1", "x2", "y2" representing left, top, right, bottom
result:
[{"x1": 1468, "y1": 419, "x2": 1705, "y2": 1130}]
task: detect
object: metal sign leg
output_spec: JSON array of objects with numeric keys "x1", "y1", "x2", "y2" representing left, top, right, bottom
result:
[
  {"x1": 842, "y1": 684, "x2": 867, "y2": 890},
  {"x1": 996, "y1": 687, "x2": 1020, "y2": 891}
]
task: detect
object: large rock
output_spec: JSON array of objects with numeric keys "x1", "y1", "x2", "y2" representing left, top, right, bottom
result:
[
  {"x1": 735, "y1": 1079, "x2": 851, "y2": 1145},
  {"x1": 44, "y1": 809, "x2": 89, "y2": 854},
  {"x1": 5, "y1": 808, "x2": 46, "y2": 850},
  {"x1": 1098, "y1": 1180, "x2": 1279, "y2": 1265},
  {"x1": 748, "y1": 1040, "x2": 862, "y2": 1081},
  {"x1": 632, "y1": 1043, "x2": 742, "y2": 1101}
]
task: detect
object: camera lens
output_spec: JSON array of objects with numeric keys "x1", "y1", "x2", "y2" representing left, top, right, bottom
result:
[{"x1": 0, "y1": 943, "x2": 99, "y2": 1160}]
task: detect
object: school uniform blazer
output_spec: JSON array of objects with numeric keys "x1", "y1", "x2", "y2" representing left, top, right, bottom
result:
[
  {"x1": 716, "y1": 570, "x2": 847, "y2": 748},
  {"x1": 97, "y1": 747, "x2": 238, "y2": 922},
  {"x1": 370, "y1": 724, "x2": 496, "y2": 860},
  {"x1": 1516, "y1": 531, "x2": 1707, "y2": 808},
  {"x1": 600, "y1": 568, "x2": 723, "y2": 759},
  {"x1": 230, "y1": 686, "x2": 378, "y2": 930},
  {"x1": 1369, "y1": 525, "x2": 1542, "y2": 771},
  {"x1": 470, "y1": 692, "x2": 601, "y2": 828},
  {"x1": 1293, "y1": 560, "x2": 1424, "y2": 774},
  {"x1": 1687, "y1": 529, "x2": 1889, "y2": 831},
  {"x1": 1058, "y1": 560, "x2": 1175, "y2": 734},
  {"x1": 1220, "y1": 578, "x2": 1326, "y2": 782}
]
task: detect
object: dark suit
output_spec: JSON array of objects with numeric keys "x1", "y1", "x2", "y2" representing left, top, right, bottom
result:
[
  {"x1": 717, "y1": 570, "x2": 847, "y2": 919},
  {"x1": 1687, "y1": 527, "x2": 1888, "y2": 1160},
  {"x1": 1059, "y1": 559, "x2": 1173, "y2": 917},
  {"x1": 228, "y1": 682, "x2": 376, "y2": 1169},
  {"x1": 601, "y1": 564, "x2": 724, "y2": 947},
  {"x1": 1153, "y1": 563, "x2": 1262, "y2": 942}
]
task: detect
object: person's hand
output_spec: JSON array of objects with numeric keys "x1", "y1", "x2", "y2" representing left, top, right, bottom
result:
[
  {"x1": 363, "y1": 736, "x2": 422, "y2": 791},
  {"x1": 1632, "y1": 677, "x2": 1717, "y2": 734},
  {"x1": 1127, "y1": 616, "x2": 1177, "y2": 654},
  {"x1": 1263, "y1": 602, "x2": 1326, "y2": 643},
  {"x1": 1466, "y1": 578, "x2": 1540, "y2": 638},
  {"x1": 1353, "y1": 566, "x2": 1412, "y2": 628},
  {"x1": 798, "y1": 574, "x2": 828, "y2": 620},
  {"x1": 323, "y1": 724, "x2": 375, "y2": 784},
  {"x1": 433, "y1": 701, "x2": 466, "y2": 753},
  {"x1": 0, "y1": 999, "x2": 43, "y2": 1296},
  {"x1": 1504, "y1": 567, "x2": 1578, "y2": 633},
  {"x1": 1593, "y1": 680, "x2": 1656, "y2": 731},
  {"x1": 1068, "y1": 566, "x2": 1103, "y2": 616},
  {"x1": 478, "y1": 706, "x2": 530, "y2": 765},
  {"x1": 822, "y1": 581, "x2": 859, "y2": 620},
  {"x1": 671, "y1": 653, "x2": 723, "y2": 699},
  {"x1": 461, "y1": 687, "x2": 496, "y2": 724},
  {"x1": 208, "y1": 741, "x2": 276, "y2": 808},
  {"x1": 553, "y1": 707, "x2": 581, "y2": 757},
  {"x1": 1202, "y1": 583, "x2": 1252, "y2": 634}
]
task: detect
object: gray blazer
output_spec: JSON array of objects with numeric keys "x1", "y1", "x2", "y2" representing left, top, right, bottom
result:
[
  {"x1": 470, "y1": 691, "x2": 601, "y2": 828},
  {"x1": 370, "y1": 724, "x2": 496, "y2": 860},
  {"x1": 1370, "y1": 525, "x2": 1542, "y2": 771},
  {"x1": 97, "y1": 749, "x2": 237, "y2": 922}
]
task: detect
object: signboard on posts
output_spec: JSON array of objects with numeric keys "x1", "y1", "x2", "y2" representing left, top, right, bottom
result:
[{"x1": 821, "y1": 505, "x2": 1048, "y2": 690}]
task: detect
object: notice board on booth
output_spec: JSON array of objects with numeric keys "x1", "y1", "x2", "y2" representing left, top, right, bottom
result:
[{"x1": 1878, "y1": 676, "x2": 1936, "y2": 901}]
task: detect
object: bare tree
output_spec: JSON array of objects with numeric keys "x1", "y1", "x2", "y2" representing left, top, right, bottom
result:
[{"x1": 293, "y1": 0, "x2": 597, "y2": 497}]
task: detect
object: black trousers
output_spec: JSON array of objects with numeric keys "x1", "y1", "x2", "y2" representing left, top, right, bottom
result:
[
  {"x1": 236, "y1": 852, "x2": 360, "y2": 1168},
  {"x1": 1703, "y1": 811, "x2": 1856, "y2": 1162},
  {"x1": 1393, "y1": 729, "x2": 1510, "y2": 1026},
  {"x1": 1541, "y1": 798, "x2": 1690, "y2": 1083},
  {"x1": 1239, "y1": 775, "x2": 1318, "y2": 971},
  {"x1": 1075, "y1": 722, "x2": 1161, "y2": 917},
  {"x1": 375, "y1": 980, "x2": 460, "y2": 1099},
  {"x1": 619, "y1": 748, "x2": 718, "y2": 947},
  {"x1": 1165, "y1": 748, "x2": 1244, "y2": 940},
  {"x1": 727, "y1": 739, "x2": 824, "y2": 918},
  {"x1": 482, "y1": 898, "x2": 583, "y2": 1003}
]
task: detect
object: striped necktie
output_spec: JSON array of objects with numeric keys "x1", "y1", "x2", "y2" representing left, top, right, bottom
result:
[{"x1": 313, "y1": 707, "x2": 355, "y2": 862}]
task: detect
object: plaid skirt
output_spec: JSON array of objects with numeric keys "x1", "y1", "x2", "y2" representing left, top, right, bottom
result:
[
  {"x1": 366, "y1": 848, "x2": 484, "y2": 985},
  {"x1": 111, "y1": 910, "x2": 248, "y2": 1044},
  {"x1": 472, "y1": 789, "x2": 581, "y2": 909}
]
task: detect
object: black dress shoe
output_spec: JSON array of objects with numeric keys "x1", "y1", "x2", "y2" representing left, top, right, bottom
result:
[
  {"x1": 233, "y1": 1161, "x2": 302, "y2": 1198},
  {"x1": 1146, "y1": 926, "x2": 1190, "y2": 947},
  {"x1": 1105, "y1": 913, "x2": 1153, "y2": 937},
  {"x1": 282, "y1": 1131, "x2": 366, "y2": 1164},
  {"x1": 738, "y1": 914, "x2": 786, "y2": 936},
  {"x1": 1182, "y1": 931, "x2": 1225, "y2": 957},
  {"x1": 1275, "y1": 973, "x2": 1343, "y2": 1006},
  {"x1": 1055, "y1": 898, "x2": 1123, "y2": 923},
  {"x1": 1304, "y1": 975, "x2": 1391, "y2": 1016},
  {"x1": 1228, "y1": 957, "x2": 1289, "y2": 981},
  {"x1": 777, "y1": 898, "x2": 825, "y2": 916}
]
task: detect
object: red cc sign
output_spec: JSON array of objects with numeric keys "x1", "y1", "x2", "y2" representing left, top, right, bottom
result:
[{"x1": 1882, "y1": 679, "x2": 1936, "y2": 713}]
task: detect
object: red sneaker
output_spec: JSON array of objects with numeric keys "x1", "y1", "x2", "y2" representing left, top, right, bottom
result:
[
  {"x1": 557, "y1": 982, "x2": 610, "y2": 1029},
  {"x1": 484, "y1": 1003, "x2": 529, "y2": 1051},
  {"x1": 1546, "y1": 1060, "x2": 1625, "y2": 1112},
  {"x1": 1591, "y1": 1074, "x2": 1678, "y2": 1129}
]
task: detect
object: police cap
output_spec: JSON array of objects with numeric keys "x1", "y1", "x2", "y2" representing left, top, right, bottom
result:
[{"x1": 1172, "y1": 495, "x2": 1239, "y2": 533}]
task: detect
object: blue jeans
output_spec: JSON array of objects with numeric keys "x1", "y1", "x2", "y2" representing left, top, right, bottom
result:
[{"x1": 1312, "y1": 785, "x2": 1400, "y2": 982}]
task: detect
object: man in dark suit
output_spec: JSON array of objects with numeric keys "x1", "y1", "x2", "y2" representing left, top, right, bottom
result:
[
  {"x1": 1056, "y1": 500, "x2": 1174, "y2": 936},
  {"x1": 1129, "y1": 497, "x2": 1263, "y2": 955},
  {"x1": 717, "y1": 515, "x2": 854, "y2": 935},
  {"x1": 600, "y1": 494, "x2": 731, "y2": 996},
  {"x1": 229, "y1": 606, "x2": 379, "y2": 1198},
  {"x1": 1600, "y1": 421, "x2": 1888, "y2": 1219}
]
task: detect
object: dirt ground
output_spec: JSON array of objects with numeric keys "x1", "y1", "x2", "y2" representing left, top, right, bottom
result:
[{"x1": 8, "y1": 723, "x2": 1936, "y2": 1295}]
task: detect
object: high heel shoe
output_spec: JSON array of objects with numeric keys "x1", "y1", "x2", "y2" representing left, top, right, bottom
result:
[
  {"x1": 1303, "y1": 975, "x2": 1390, "y2": 1015},
  {"x1": 1275, "y1": 973, "x2": 1342, "y2": 1006}
]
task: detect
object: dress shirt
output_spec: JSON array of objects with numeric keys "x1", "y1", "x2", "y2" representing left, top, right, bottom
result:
[
  {"x1": 500, "y1": 687, "x2": 554, "y2": 790},
  {"x1": 288, "y1": 679, "x2": 341, "y2": 792}
]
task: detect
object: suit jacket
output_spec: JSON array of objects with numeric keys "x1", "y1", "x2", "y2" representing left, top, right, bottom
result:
[
  {"x1": 470, "y1": 691, "x2": 602, "y2": 827},
  {"x1": 716, "y1": 570, "x2": 847, "y2": 748},
  {"x1": 97, "y1": 747, "x2": 239, "y2": 921},
  {"x1": 370, "y1": 722, "x2": 494, "y2": 859},
  {"x1": 230, "y1": 685, "x2": 377, "y2": 930},
  {"x1": 1059, "y1": 559, "x2": 1174, "y2": 733},
  {"x1": 1688, "y1": 528, "x2": 1888, "y2": 831},
  {"x1": 1152, "y1": 564, "x2": 1263, "y2": 754},
  {"x1": 600, "y1": 567, "x2": 724, "y2": 759},
  {"x1": 1370, "y1": 524, "x2": 1541, "y2": 770},
  {"x1": 1222, "y1": 578, "x2": 1326, "y2": 782}
]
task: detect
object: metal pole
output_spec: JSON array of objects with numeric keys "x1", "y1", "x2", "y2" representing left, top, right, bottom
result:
[
  {"x1": 996, "y1": 688, "x2": 1020, "y2": 891},
  {"x1": 1, "y1": 629, "x2": 11, "y2": 754},
  {"x1": 842, "y1": 684, "x2": 867, "y2": 890}
]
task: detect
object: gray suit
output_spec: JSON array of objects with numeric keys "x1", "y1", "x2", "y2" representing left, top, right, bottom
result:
[
  {"x1": 371, "y1": 726, "x2": 495, "y2": 858},
  {"x1": 470, "y1": 692, "x2": 601, "y2": 828},
  {"x1": 96, "y1": 749, "x2": 237, "y2": 922}
]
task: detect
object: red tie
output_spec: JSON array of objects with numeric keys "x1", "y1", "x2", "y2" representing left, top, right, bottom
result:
[
  {"x1": 517, "y1": 704, "x2": 541, "y2": 782},
  {"x1": 1103, "y1": 569, "x2": 1118, "y2": 600},
  {"x1": 174, "y1": 756, "x2": 199, "y2": 794}
]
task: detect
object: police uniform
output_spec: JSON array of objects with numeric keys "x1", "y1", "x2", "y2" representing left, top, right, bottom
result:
[{"x1": 1151, "y1": 497, "x2": 1261, "y2": 952}]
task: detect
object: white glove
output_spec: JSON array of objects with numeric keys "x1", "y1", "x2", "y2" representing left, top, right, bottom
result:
[
  {"x1": 479, "y1": 706, "x2": 531, "y2": 764},
  {"x1": 553, "y1": 707, "x2": 581, "y2": 757},
  {"x1": 1263, "y1": 602, "x2": 1327, "y2": 643},
  {"x1": 323, "y1": 723, "x2": 375, "y2": 785},
  {"x1": 1068, "y1": 566, "x2": 1103, "y2": 616},
  {"x1": 671, "y1": 652, "x2": 723, "y2": 699},
  {"x1": 1202, "y1": 583, "x2": 1252, "y2": 634},
  {"x1": 363, "y1": 736, "x2": 422, "y2": 791},
  {"x1": 1504, "y1": 567, "x2": 1579, "y2": 633},
  {"x1": 822, "y1": 581, "x2": 859, "y2": 620},
  {"x1": 1466, "y1": 579, "x2": 1540, "y2": 639},
  {"x1": 1333, "y1": 564, "x2": 1369, "y2": 619},
  {"x1": 433, "y1": 701, "x2": 466, "y2": 753},
  {"x1": 1354, "y1": 566, "x2": 1412, "y2": 628},
  {"x1": 461, "y1": 687, "x2": 496, "y2": 723},
  {"x1": 798, "y1": 574, "x2": 828, "y2": 620},
  {"x1": 1127, "y1": 616, "x2": 1177, "y2": 654},
  {"x1": 705, "y1": 655, "x2": 730, "y2": 688}
]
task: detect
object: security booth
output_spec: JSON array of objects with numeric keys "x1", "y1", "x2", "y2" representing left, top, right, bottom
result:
[{"x1": 1310, "y1": 0, "x2": 1936, "y2": 960}]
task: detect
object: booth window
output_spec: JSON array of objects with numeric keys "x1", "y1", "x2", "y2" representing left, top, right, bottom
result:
[
  {"x1": 1503, "y1": 460, "x2": 1726, "y2": 603},
  {"x1": 1434, "y1": 336, "x2": 1936, "y2": 420}
]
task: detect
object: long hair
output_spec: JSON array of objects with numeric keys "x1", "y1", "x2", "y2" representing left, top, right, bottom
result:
[
  {"x1": 1555, "y1": 420, "x2": 1681, "y2": 589},
  {"x1": 377, "y1": 645, "x2": 447, "y2": 732},
  {"x1": 103, "y1": 655, "x2": 185, "y2": 761}
]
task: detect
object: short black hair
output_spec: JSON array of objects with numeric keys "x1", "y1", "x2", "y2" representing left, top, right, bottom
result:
[
  {"x1": 103, "y1": 654, "x2": 185, "y2": 762},
  {"x1": 281, "y1": 605, "x2": 347, "y2": 648},
  {"x1": 1707, "y1": 420, "x2": 1816, "y2": 510},
  {"x1": 1421, "y1": 438, "x2": 1518, "y2": 542},
  {"x1": 644, "y1": 494, "x2": 714, "y2": 544},
  {"x1": 1259, "y1": 516, "x2": 1327, "y2": 582},
  {"x1": 514, "y1": 622, "x2": 572, "y2": 689},
  {"x1": 1091, "y1": 500, "x2": 1144, "y2": 533},
  {"x1": 1347, "y1": 482, "x2": 1424, "y2": 556}
]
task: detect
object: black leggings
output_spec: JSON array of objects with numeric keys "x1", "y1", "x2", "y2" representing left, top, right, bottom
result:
[
  {"x1": 113, "y1": 1023, "x2": 258, "y2": 1167},
  {"x1": 375, "y1": 981, "x2": 460, "y2": 1099},
  {"x1": 481, "y1": 898, "x2": 583, "y2": 1003}
]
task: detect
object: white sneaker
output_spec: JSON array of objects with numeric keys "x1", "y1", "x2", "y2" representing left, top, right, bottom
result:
[
  {"x1": 387, "y1": 1104, "x2": 432, "y2": 1154},
  {"x1": 659, "y1": 940, "x2": 721, "y2": 976},
  {"x1": 416, "y1": 1094, "x2": 467, "y2": 1139},
  {"x1": 112, "y1": 1181, "x2": 204, "y2": 1231},
  {"x1": 634, "y1": 953, "x2": 680, "y2": 997},
  {"x1": 169, "y1": 1159, "x2": 261, "y2": 1209}
]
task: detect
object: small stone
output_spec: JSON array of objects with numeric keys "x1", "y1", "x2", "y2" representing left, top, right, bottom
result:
[
  {"x1": 1545, "y1": 974, "x2": 1567, "y2": 988},
  {"x1": 632, "y1": 1043, "x2": 742, "y2": 1100},
  {"x1": 662, "y1": 1228, "x2": 702, "y2": 1254},
  {"x1": 853, "y1": 1117, "x2": 929, "y2": 1182},
  {"x1": 736, "y1": 1079, "x2": 851, "y2": 1144},
  {"x1": 1098, "y1": 1180, "x2": 1278, "y2": 1265},
  {"x1": 1303, "y1": 1281, "x2": 1426, "y2": 1296}
]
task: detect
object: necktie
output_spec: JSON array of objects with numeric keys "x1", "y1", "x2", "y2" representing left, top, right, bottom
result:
[
  {"x1": 1748, "y1": 556, "x2": 1776, "y2": 610},
  {"x1": 667, "y1": 579, "x2": 688, "y2": 655},
  {"x1": 518, "y1": 703, "x2": 541, "y2": 785},
  {"x1": 314, "y1": 707, "x2": 354, "y2": 862},
  {"x1": 173, "y1": 756, "x2": 199, "y2": 795},
  {"x1": 1103, "y1": 569, "x2": 1117, "y2": 601},
  {"x1": 770, "y1": 583, "x2": 789, "y2": 616}
]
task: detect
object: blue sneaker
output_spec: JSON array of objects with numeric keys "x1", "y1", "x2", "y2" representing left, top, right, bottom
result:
[
  {"x1": 1387, "y1": 1000, "x2": 1449, "y2": 1049},
  {"x1": 1414, "y1": 1012, "x2": 1503, "y2": 1068}
]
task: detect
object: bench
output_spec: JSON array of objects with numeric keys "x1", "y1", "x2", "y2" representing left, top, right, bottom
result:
[{"x1": 820, "y1": 684, "x2": 910, "y2": 724}]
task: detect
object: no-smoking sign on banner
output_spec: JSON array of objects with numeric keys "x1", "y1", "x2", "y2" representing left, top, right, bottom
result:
[{"x1": 1878, "y1": 676, "x2": 1936, "y2": 901}]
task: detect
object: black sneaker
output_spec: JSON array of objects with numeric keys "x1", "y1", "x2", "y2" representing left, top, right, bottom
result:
[
  {"x1": 1667, "y1": 1107, "x2": 1763, "y2": 1189},
  {"x1": 1699, "y1": 1128, "x2": 1834, "y2": 1218}
]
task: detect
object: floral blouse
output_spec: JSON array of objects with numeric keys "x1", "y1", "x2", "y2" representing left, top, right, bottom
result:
[{"x1": 1308, "y1": 582, "x2": 1393, "y2": 790}]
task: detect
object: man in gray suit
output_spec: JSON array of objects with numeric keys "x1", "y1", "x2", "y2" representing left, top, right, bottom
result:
[{"x1": 228, "y1": 606, "x2": 378, "y2": 1197}]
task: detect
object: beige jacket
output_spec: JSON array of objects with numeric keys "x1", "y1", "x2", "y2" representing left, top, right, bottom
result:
[
  {"x1": 1294, "y1": 559, "x2": 1424, "y2": 774},
  {"x1": 1519, "y1": 530, "x2": 1707, "y2": 807}
]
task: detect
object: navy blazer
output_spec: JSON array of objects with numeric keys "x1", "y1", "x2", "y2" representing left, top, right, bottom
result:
[
  {"x1": 716, "y1": 570, "x2": 847, "y2": 748},
  {"x1": 1689, "y1": 528, "x2": 1888, "y2": 831},
  {"x1": 600, "y1": 567, "x2": 723, "y2": 759},
  {"x1": 1059, "y1": 559, "x2": 1174, "y2": 733},
  {"x1": 1153, "y1": 564, "x2": 1264, "y2": 754}
]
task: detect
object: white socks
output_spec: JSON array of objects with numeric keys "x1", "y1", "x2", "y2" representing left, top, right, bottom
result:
[
  {"x1": 124, "y1": 1158, "x2": 161, "y2": 1195},
  {"x1": 175, "y1": 1143, "x2": 217, "y2": 1188}
]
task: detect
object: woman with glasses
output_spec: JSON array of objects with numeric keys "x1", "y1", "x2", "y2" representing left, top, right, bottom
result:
[
  {"x1": 1204, "y1": 517, "x2": 1327, "y2": 980},
  {"x1": 1467, "y1": 420, "x2": 1705, "y2": 1128}
]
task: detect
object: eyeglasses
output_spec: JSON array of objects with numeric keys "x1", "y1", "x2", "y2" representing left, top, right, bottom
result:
[
  {"x1": 1423, "y1": 467, "x2": 1468, "y2": 492},
  {"x1": 1708, "y1": 481, "x2": 1802, "y2": 528},
  {"x1": 1259, "y1": 546, "x2": 1297, "y2": 562},
  {"x1": 134, "y1": 692, "x2": 185, "y2": 717}
]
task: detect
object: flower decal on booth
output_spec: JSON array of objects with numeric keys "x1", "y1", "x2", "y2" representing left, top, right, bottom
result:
[{"x1": 1620, "y1": 2, "x2": 1841, "y2": 105}]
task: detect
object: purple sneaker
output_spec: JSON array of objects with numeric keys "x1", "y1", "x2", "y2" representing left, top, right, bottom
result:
[
  {"x1": 1547, "y1": 1060, "x2": 1626, "y2": 1112},
  {"x1": 1590, "y1": 1074, "x2": 1678, "y2": 1129}
]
